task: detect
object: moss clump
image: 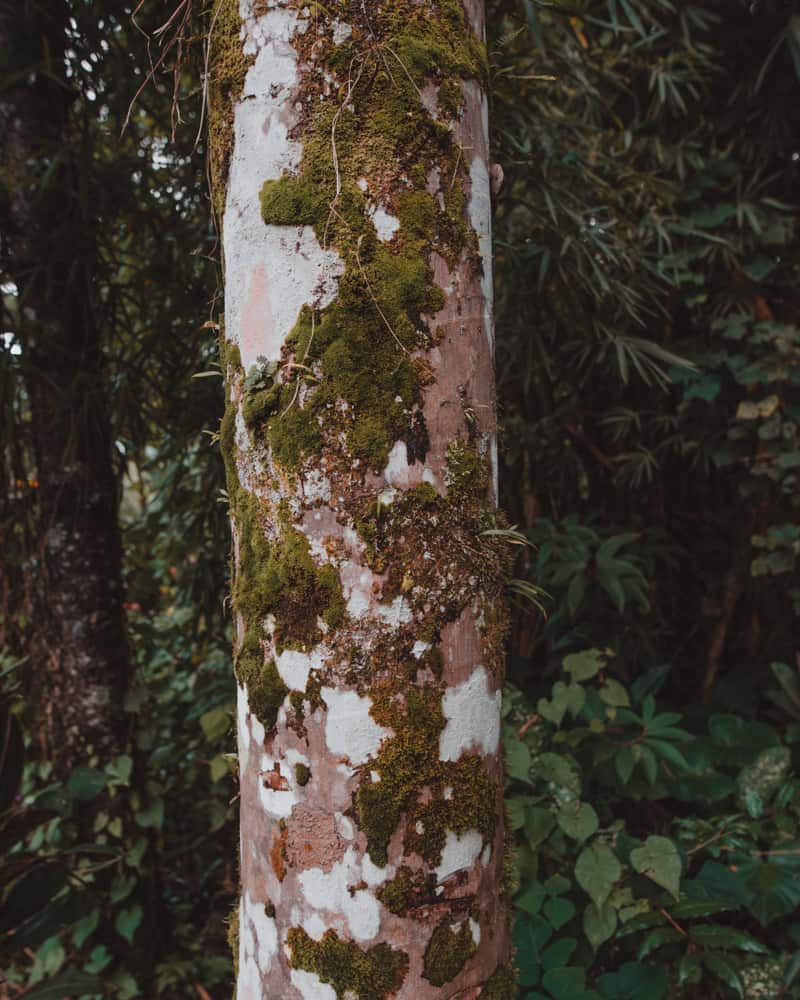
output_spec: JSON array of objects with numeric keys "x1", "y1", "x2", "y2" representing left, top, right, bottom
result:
[
  {"x1": 227, "y1": 899, "x2": 240, "y2": 981},
  {"x1": 423, "y1": 917, "x2": 477, "y2": 987},
  {"x1": 481, "y1": 965, "x2": 518, "y2": 999},
  {"x1": 446, "y1": 440, "x2": 486, "y2": 498},
  {"x1": 356, "y1": 685, "x2": 499, "y2": 866},
  {"x1": 294, "y1": 762, "x2": 311, "y2": 786},
  {"x1": 233, "y1": 503, "x2": 344, "y2": 653},
  {"x1": 376, "y1": 865, "x2": 435, "y2": 915},
  {"x1": 208, "y1": 0, "x2": 253, "y2": 221},
  {"x1": 481, "y1": 599, "x2": 511, "y2": 678},
  {"x1": 289, "y1": 690, "x2": 306, "y2": 719},
  {"x1": 260, "y1": 175, "x2": 328, "y2": 226},
  {"x1": 242, "y1": 384, "x2": 281, "y2": 430},
  {"x1": 352, "y1": 447, "x2": 508, "y2": 623},
  {"x1": 234, "y1": 629, "x2": 288, "y2": 731},
  {"x1": 287, "y1": 927, "x2": 408, "y2": 999}
]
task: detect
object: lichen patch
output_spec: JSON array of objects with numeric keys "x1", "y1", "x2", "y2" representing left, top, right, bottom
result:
[
  {"x1": 439, "y1": 665, "x2": 500, "y2": 761},
  {"x1": 322, "y1": 688, "x2": 392, "y2": 767}
]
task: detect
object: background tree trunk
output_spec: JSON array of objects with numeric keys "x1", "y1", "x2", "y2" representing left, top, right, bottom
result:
[
  {"x1": 0, "y1": 0, "x2": 129, "y2": 770},
  {"x1": 211, "y1": 0, "x2": 512, "y2": 995}
]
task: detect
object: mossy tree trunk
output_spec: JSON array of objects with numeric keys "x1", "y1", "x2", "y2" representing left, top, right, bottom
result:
[
  {"x1": 211, "y1": 1, "x2": 512, "y2": 996},
  {"x1": 0, "y1": 0, "x2": 129, "y2": 771}
]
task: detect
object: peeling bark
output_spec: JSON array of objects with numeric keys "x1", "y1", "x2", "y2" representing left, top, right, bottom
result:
[{"x1": 211, "y1": 2, "x2": 511, "y2": 996}]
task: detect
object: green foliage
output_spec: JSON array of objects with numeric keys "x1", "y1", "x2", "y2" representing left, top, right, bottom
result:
[
  {"x1": 504, "y1": 649, "x2": 800, "y2": 996},
  {"x1": 490, "y1": 0, "x2": 800, "y2": 994}
]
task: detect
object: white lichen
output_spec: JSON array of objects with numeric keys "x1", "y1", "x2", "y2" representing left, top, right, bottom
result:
[{"x1": 439, "y1": 666, "x2": 501, "y2": 762}]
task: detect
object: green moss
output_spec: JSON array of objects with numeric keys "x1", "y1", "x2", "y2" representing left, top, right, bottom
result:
[
  {"x1": 227, "y1": 899, "x2": 239, "y2": 982},
  {"x1": 356, "y1": 685, "x2": 499, "y2": 866},
  {"x1": 261, "y1": 175, "x2": 328, "y2": 226},
  {"x1": 208, "y1": 0, "x2": 253, "y2": 221},
  {"x1": 234, "y1": 629, "x2": 288, "y2": 731},
  {"x1": 294, "y1": 762, "x2": 311, "y2": 786},
  {"x1": 241, "y1": 0, "x2": 487, "y2": 472},
  {"x1": 423, "y1": 917, "x2": 477, "y2": 987},
  {"x1": 376, "y1": 866, "x2": 435, "y2": 915},
  {"x1": 287, "y1": 927, "x2": 408, "y2": 999},
  {"x1": 481, "y1": 965, "x2": 518, "y2": 999},
  {"x1": 446, "y1": 440, "x2": 485, "y2": 498},
  {"x1": 289, "y1": 690, "x2": 306, "y2": 719},
  {"x1": 242, "y1": 384, "x2": 281, "y2": 429},
  {"x1": 233, "y1": 509, "x2": 344, "y2": 654}
]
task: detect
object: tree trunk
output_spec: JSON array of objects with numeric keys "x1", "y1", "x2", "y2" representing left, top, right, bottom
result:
[
  {"x1": 0, "y1": 0, "x2": 129, "y2": 769},
  {"x1": 211, "y1": 1, "x2": 513, "y2": 995}
]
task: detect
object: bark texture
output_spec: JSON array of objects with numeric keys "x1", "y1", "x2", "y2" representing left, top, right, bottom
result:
[
  {"x1": 0, "y1": 0, "x2": 129, "y2": 769},
  {"x1": 211, "y1": 1, "x2": 512, "y2": 996}
]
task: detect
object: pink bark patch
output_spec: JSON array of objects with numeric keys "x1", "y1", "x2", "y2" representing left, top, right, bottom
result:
[
  {"x1": 285, "y1": 807, "x2": 345, "y2": 872},
  {"x1": 241, "y1": 263, "x2": 276, "y2": 365}
]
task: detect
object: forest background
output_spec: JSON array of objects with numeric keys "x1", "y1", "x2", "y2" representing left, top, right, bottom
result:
[{"x1": 1, "y1": 0, "x2": 800, "y2": 997}]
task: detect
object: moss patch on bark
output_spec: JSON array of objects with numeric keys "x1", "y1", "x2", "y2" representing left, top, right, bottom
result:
[
  {"x1": 423, "y1": 917, "x2": 478, "y2": 987},
  {"x1": 356, "y1": 684, "x2": 498, "y2": 866},
  {"x1": 287, "y1": 927, "x2": 408, "y2": 999},
  {"x1": 207, "y1": 0, "x2": 252, "y2": 222},
  {"x1": 376, "y1": 865, "x2": 436, "y2": 915},
  {"x1": 481, "y1": 964, "x2": 518, "y2": 998}
]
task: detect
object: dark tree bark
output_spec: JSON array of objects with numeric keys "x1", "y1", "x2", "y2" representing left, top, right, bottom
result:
[{"x1": 0, "y1": 0, "x2": 129, "y2": 769}]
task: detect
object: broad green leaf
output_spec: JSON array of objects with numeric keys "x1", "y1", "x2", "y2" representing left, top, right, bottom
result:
[
  {"x1": 543, "y1": 896, "x2": 575, "y2": 931},
  {"x1": 537, "y1": 694, "x2": 566, "y2": 726},
  {"x1": 575, "y1": 842, "x2": 621, "y2": 907},
  {"x1": 85, "y1": 944, "x2": 112, "y2": 973},
  {"x1": 72, "y1": 909, "x2": 99, "y2": 948},
  {"x1": 199, "y1": 705, "x2": 231, "y2": 742},
  {"x1": 506, "y1": 739, "x2": 533, "y2": 782},
  {"x1": 584, "y1": 901, "x2": 617, "y2": 951},
  {"x1": 599, "y1": 678, "x2": 630, "y2": 708},
  {"x1": 135, "y1": 799, "x2": 164, "y2": 829},
  {"x1": 689, "y1": 924, "x2": 767, "y2": 953},
  {"x1": 557, "y1": 801, "x2": 599, "y2": 842},
  {"x1": 540, "y1": 937, "x2": 577, "y2": 971},
  {"x1": 563, "y1": 649, "x2": 606, "y2": 682},
  {"x1": 542, "y1": 966, "x2": 585, "y2": 998},
  {"x1": 671, "y1": 897, "x2": 736, "y2": 918},
  {"x1": 66, "y1": 767, "x2": 108, "y2": 801},
  {"x1": 677, "y1": 952, "x2": 702, "y2": 987},
  {"x1": 512, "y1": 913, "x2": 552, "y2": 986},
  {"x1": 506, "y1": 796, "x2": 527, "y2": 830},
  {"x1": 646, "y1": 738, "x2": 689, "y2": 771},
  {"x1": 210, "y1": 753, "x2": 231, "y2": 782},
  {"x1": 683, "y1": 861, "x2": 752, "y2": 905},
  {"x1": 515, "y1": 881, "x2": 546, "y2": 916},
  {"x1": 525, "y1": 807, "x2": 556, "y2": 848},
  {"x1": 544, "y1": 874, "x2": 571, "y2": 897},
  {"x1": 615, "y1": 746, "x2": 635, "y2": 784},
  {"x1": 630, "y1": 836, "x2": 681, "y2": 900},
  {"x1": 598, "y1": 961, "x2": 668, "y2": 1000},
  {"x1": 532, "y1": 752, "x2": 582, "y2": 799},
  {"x1": 114, "y1": 903, "x2": 143, "y2": 945},
  {"x1": 703, "y1": 954, "x2": 743, "y2": 997},
  {"x1": 740, "y1": 856, "x2": 800, "y2": 926},
  {"x1": 636, "y1": 926, "x2": 681, "y2": 959},
  {"x1": 107, "y1": 754, "x2": 134, "y2": 785}
]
